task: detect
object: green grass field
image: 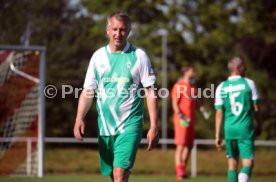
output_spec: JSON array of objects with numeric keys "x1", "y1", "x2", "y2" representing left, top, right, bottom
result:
[
  {"x1": 44, "y1": 147, "x2": 276, "y2": 176},
  {"x1": 0, "y1": 175, "x2": 276, "y2": 182}
]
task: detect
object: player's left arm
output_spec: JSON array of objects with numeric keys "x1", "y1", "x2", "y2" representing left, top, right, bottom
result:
[
  {"x1": 253, "y1": 104, "x2": 262, "y2": 137},
  {"x1": 249, "y1": 79, "x2": 262, "y2": 136},
  {"x1": 145, "y1": 87, "x2": 159, "y2": 151},
  {"x1": 197, "y1": 101, "x2": 210, "y2": 120},
  {"x1": 138, "y1": 49, "x2": 159, "y2": 151},
  {"x1": 194, "y1": 86, "x2": 210, "y2": 120},
  {"x1": 215, "y1": 109, "x2": 224, "y2": 151}
]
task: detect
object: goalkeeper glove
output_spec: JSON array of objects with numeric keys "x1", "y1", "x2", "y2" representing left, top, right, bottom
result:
[{"x1": 178, "y1": 113, "x2": 190, "y2": 127}]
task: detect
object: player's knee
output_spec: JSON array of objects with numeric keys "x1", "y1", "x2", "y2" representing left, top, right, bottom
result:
[
  {"x1": 113, "y1": 170, "x2": 122, "y2": 182},
  {"x1": 176, "y1": 145, "x2": 184, "y2": 151},
  {"x1": 242, "y1": 159, "x2": 254, "y2": 168},
  {"x1": 247, "y1": 161, "x2": 254, "y2": 169},
  {"x1": 228, "y1": 164, "x2": 237, "y2": 170},
  {"x1": 228, "y1": 158, "x2": 238, "y2": 170},
  {"x1": 113, "y1": 168, "x2": 127, "y2": 182}
]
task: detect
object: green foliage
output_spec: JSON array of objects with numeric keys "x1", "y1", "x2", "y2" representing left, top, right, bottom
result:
[{"x1": 1, "y1": 0, "x2": 276, "y2": 139}]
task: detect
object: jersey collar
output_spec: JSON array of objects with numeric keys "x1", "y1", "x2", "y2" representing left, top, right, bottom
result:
[
  {"x1": 228, "y1": 75, "x2": 242, "y2": 80},
  {"x1": 106, "y1": 42, "x2": 130, "y2": 53}
]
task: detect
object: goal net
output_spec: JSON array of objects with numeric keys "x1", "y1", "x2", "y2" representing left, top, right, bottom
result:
[{"x1": 0, "y1": 46, "x2": 45, "y2": 177}]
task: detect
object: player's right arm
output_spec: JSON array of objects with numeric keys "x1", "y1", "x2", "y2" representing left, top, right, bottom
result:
[
  {"x1": 215, "y1": 109, "x2": 223, "y2": 151},
  {"x1": 171, "y1": 84, "x2": 184, "y2": 118},
  {"x1": 74, "y1": 52, "x2": 98, "y2": 141},
  {"x1": 214, "y1": 83, "x2": 224, "y2": 151},
  {"x1": 74, "y1": 89, "x2": 94, "y2": 141},
  {"x1": 172, "y1": 96, "x2": 180, "y2": 114}
]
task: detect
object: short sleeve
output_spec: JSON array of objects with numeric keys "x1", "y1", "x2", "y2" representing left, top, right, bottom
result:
[
  {"x1": 246, "y1": 78, "x2": 259, "y2": 105},
  {"x1": 215, "y1": 83, "x2": 224, "y2": 110},
  {"x1": 137, "y1": 49, "x2": 156, "y2": 87},
  {"x1": 83, "y1": 54, "x2": 98, "y2": 90}
]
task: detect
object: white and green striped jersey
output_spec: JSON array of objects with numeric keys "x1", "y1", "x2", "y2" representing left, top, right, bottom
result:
[
  {"x1": 83, "y1": 42, "x2": 156, "y2": 136},
  {"x1": 215, "y1": 76, "x2": 259, "y2": 139}
]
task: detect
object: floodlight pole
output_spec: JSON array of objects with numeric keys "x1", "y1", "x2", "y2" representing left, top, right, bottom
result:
[{"x1": 161, "y1": 34, "x2": 168, "y2": 150}]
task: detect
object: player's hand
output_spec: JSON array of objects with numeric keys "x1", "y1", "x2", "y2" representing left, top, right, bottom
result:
[
  {"x1": 147, "y1": 127, "x2": 159, "y2": 151},
  {"x1": 178, "y1": 113, "x2": 190, "y2": 127},
  {"x1": 74, "y1": 119, "x2": 85, "y2": 141},
  {"x1": 215, "y1": 137, "x2": 223, "y2": 151}
]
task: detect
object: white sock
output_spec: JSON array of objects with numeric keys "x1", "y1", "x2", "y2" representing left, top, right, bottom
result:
[{"x1": 238, "y1": 172, "x2": 249, "y2": 182}]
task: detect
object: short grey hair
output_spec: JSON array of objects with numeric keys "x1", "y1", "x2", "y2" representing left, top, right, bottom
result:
[
  {"x1": 106, "y1": 11, "x2": 131, "y2": 30},
  {"x1": 228, "y1": 57, "x2": 244, "y2": 72}
]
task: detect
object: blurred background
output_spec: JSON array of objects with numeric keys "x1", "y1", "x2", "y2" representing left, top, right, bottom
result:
[{"x1": 0, "y1": 0, "x2": 276, "y2": 180}]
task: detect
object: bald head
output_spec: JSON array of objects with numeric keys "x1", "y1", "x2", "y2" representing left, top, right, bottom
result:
[{"x1": 228, "y1": 57, "x2": 246, "y2": 76}]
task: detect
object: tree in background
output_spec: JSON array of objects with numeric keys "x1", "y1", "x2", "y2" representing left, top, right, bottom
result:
[
  {"x1": 0, "y1": 0, "x2": 276, "y2": 139},
  {"x1": 0, "y1": 0, "x2": 99, "y2": 137}
]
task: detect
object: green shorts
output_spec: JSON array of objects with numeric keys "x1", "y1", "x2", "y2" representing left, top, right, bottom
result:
[
  {"x1": 225, "y1": 139, "x2": 254, "y2": 160},
  {"x1": 98, "y1": 131, "x2": 142, "y2": 176}
]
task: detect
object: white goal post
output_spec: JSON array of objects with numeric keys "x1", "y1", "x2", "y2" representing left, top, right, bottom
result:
[{"x1": 0, "y1": 45, "x2": 46, "y2": 177}]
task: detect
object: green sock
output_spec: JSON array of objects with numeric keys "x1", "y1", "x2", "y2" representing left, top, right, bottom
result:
[
  {"x1": 228, "y1": 170, "x2": 237, "y2": 182},
  {"x1": 240, "y1": 166, "x2": 252, "y2": 177}
]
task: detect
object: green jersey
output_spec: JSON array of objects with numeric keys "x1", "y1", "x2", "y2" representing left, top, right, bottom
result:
[
  {"x1": 83, "y1": 42, "x2": 156, "y2": 136},
  {"x1": 215, "y1": 76, "x2": 259, "y2": 139}
]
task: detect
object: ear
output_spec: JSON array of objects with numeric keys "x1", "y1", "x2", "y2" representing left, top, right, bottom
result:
[{"x1": 106, "y1": 27, "x2": 109, "y2": 36}]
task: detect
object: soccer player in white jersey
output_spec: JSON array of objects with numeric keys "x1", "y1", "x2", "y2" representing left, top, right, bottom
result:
[
  {"x1": 73, "y1": 11, "x2": 159, "y2": 182},
  {"x1": 215, "y1": 57, "x2": 260, "y2": 182}
]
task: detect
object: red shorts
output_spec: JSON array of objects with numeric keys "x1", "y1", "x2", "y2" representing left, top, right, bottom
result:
[{"x1": 174, "y1": 114, "x2": 195, "y2": 146}]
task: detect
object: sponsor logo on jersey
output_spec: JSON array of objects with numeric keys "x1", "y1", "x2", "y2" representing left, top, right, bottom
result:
[
  {"x1": 223, "y1": 84, "x2": 245, "y2": 93},
  {"x1": 102, "y1": 73, "x2": 130, "y2": 83},
  {"x1": 126, "y1": 60, "x2": 132, "y2": 69}
]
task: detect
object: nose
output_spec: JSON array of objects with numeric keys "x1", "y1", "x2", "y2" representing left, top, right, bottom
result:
[{"x1": 115, "y1": 30, "x2": 120, "y2": 37}]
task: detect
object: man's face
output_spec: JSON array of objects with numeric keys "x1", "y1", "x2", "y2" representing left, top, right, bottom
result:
[
  {"x1": 184, "y1": 68, "x2": 196, "y2": 83},
  {"x1": 106, "y1": 17, "x2": 130, "y2": 49},
  {"x1": 185, "y1": 68, "x2": 196, "y2": 79}
]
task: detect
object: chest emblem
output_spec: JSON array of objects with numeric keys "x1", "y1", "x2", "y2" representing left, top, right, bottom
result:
[{"x1": 126, "y1": 60, "x2": 132, "y2": 69}]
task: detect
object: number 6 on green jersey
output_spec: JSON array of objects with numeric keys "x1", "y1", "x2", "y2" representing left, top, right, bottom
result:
[{"x1": 229, "y1": 92, "x2": 243, "y2": 116}]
